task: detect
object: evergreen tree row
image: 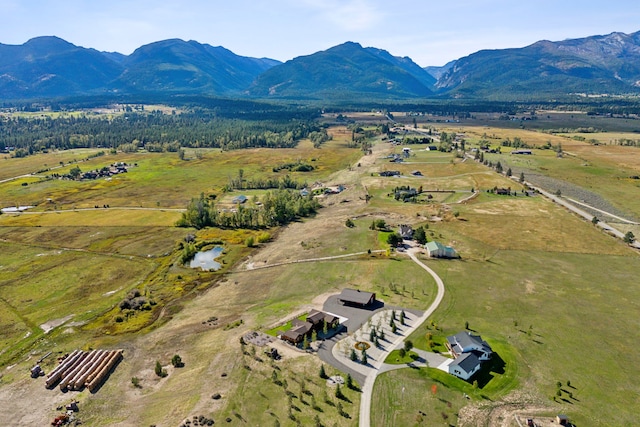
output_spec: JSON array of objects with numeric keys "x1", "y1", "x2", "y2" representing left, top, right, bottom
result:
[{"x1": 0, "y1": 110, "x2": 322, "y2": 154}]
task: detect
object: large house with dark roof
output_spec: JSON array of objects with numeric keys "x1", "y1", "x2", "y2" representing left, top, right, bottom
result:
[
  {"x1": 281, "y1": 320, "x2": 313, "y2": 344},
  {"x1": 446, "y1": 331, "x2": 493, "y2": 380},
  {"x1": 306, "y1": 309, "x2": 339, "y2": 330}
]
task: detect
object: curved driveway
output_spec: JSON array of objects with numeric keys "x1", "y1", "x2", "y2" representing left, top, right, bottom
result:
[{"x1": 358, "y1": 247, "x2": 446, "y2": 427}]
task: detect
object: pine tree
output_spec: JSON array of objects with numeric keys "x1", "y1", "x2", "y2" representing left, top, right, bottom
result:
[{"x1": 319, "y1": 364, "x2": 327, "y2": 379}]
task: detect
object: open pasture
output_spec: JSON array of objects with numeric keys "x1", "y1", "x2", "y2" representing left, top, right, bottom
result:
[
  {"x1": 0, "y1": 138, "x2": 360, "y2": 211},
  {"x1": 0, "y1": 240, "x2": 155, "y2": 366},
  {"x1": 0, "y1": 148, "x2": 107, "y2": 181},
  {"x1": 404, "y1": 246, "x2": 640, "y2": 427}
]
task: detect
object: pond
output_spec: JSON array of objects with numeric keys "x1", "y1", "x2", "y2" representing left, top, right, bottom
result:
[{"x1": 190, "y1": 246, "x2": 224, "y2": 271}]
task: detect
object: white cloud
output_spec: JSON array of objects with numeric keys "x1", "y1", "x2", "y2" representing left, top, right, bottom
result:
[{"x1": 298, "y1": 0, "x2": 382, "y2": 31}]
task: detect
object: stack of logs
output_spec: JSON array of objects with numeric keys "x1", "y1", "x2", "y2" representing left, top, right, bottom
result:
[{"x1": 45, "y1": 349, "x2": 123, "y2": 392}]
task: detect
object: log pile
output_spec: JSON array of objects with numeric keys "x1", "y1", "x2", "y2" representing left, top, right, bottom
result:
[{"x1": 45, "y1": 349, "x2": 123, "y2": 392}]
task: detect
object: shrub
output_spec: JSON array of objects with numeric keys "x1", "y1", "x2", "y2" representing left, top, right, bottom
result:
[
  {"x1": 171, "y1": 354, "x2": 184, "y2": 368},
  {"x1": 257, "y1": 232, "x2": 271, "y2": 243},
  {"x1": 155, "y1": 361, "x2": 167, "y2": 377}
]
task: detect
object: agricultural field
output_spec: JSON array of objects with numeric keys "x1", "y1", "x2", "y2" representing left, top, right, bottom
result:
[{"x1": 1, "y1": 113, "x2": 639, "y2": 426}]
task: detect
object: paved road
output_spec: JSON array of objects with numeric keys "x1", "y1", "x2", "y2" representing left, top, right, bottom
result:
[
  {"x1": 317, "y1": 333, "x2": 368, "y2": 386},
  {"x1": 358, "y1": 247, "x2": 446, "y2": 427},
  {"x1": 317, "y1": 296, "x2": 423, "y2": 386}
]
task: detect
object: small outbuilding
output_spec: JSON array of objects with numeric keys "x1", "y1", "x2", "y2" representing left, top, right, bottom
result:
[
  {"x1": 338, "y1": 288, "x2": 376, "y2": 307},
  {"x1": 556, "y1": 414, "x2": 569, "y2": 425},
  {"x1": 232, "y1": 195, "x2": 247, "y2": 204}
]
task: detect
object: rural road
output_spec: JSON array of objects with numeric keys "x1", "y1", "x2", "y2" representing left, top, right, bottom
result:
[
  {"x1": 524, "y1": 182, "x2": 640, "y2": 249},
  {"x1": 1, "y1": 206, "x2": 186, "y2": 214},
  {"x1": 358, "y1": 247, "x2": 446, "y2": 427}
]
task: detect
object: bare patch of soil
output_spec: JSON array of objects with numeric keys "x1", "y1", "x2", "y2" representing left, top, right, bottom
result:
[{"x1": 40, "y1": 314, "x2": 75, "y2": 333}]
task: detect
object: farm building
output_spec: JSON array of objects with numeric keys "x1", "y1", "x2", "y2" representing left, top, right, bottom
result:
[
  {"x1": 425, "y1": 241, "x2": 459, "y2": 258},
  {"x1": 511, "y1": 150, "x2": 532, "y2": 155},
  {"x1": 338, "y1": 288, "x2": 376, "y2": 307},
  {"x1": 232, "y1": 195, "x2": 247, "y2": 204}
]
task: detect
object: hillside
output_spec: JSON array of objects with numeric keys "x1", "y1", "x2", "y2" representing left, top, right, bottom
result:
[
  {"x1": 3, "y1": 31, "x2": 640, "y2": 101},
  {"x1": 0, "y1": 36, "x2": 124, "y2": 98},
  {"x1": 436, "y1": 31, "x2": 640, "y2": 98},
  {"x1": 247, "y1": 42, "x2": 435, "y2": 99},
  {"x1": 0, "y1": 37, "x2": 280, "y2": 99},
  {"x1": 117, "y1": 39, "x2": 280, "y2": 94}
]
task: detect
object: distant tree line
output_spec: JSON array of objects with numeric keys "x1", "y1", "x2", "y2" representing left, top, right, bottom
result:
[{"x1": 0, "y1": 108, "x2": 323, "y2": 155}]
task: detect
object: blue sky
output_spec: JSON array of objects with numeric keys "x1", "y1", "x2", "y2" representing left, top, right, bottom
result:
[{"x1": 1, "y1": 0, "x2": 639, "y2": 66}]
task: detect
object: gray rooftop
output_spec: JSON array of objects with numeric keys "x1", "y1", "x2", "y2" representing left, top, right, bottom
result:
[
  {"x1": 450, "y1": 352, "x2": 480, "y2": 373},
  {"x1": 338, "y1": 288, "x2": 375, "y2": 305}
]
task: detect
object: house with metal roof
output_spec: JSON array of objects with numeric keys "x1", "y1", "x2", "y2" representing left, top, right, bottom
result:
[
  {"x1": 425, "y1": 241, "x2": 459, "y2": 258},
  {"x1": 445, "y1": 331, "x2": 493, "y2": 380},
  {"x1": 446, "y1": 331, "x2": 493, "y2": 360},
  {"x1": 232, "y1": 195, "x2": 247, "y2": 204},
  {"x1": 448, "y1": 352, "x2": 482, "y2": 380},
  {"x1": 337, "y1": 288, "x2": 376, "y2": 307}
]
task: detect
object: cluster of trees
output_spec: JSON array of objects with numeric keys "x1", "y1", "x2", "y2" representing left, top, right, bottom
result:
[
  {"x1": 392, "y1": 185, "x2": 420, "y2": 202},
  {"x1": 177, "y1": 190, "x2": 321, "y2": 230},
  {"x1": 226, "y1": 170, "x2": 306, "y2": 191},
  {"x1": 272, "y1": 161, "x2": 315, "y2": 173},
  {"x1": 308, "y1": 129, "x2": 332, "y2": 148},
  {"x1": 500, "y1": 136, "x2": 532, "y2": 148},
  {"x1": 0, "y1": 109, "x2": 323, "y2": 155}
]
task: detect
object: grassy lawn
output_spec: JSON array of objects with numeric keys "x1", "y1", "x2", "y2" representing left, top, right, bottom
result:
[
  {"x1": 372, "y1": 367, "x2": 469, "y2": 426},
  {"x1": 406, "y1": 248, "x2": 640, "y2": 426},
  {"x1": 0, "y1": 241, "x2": 156, "y2": 366},
  {"x1": 384, "y1": 350, "x2": 420, "y2": 364},
  {"x1": 265, "y1": 313, "x2": 308, "y2": 337},
  {"x1": 225, "y1": 255, "x2": 439, "y2": 330}
]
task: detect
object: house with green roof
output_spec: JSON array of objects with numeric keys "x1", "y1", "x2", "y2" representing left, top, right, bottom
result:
[{"x1": 425, "y1": 241, "x2": 459, "y2": 258}]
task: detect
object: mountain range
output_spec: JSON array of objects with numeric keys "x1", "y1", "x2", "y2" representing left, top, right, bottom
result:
[{"x1": 1, "y1": 31, "x2": 639, "y2": 101}]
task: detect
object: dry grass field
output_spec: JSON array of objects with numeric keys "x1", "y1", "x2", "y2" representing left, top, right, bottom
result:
[{"x1": 1, "y1": 117, "x2": 640, "y2": 426}]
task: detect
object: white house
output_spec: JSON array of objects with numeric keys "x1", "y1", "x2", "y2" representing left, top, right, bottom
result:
[
  {"x1": 446, "y1": 331, "x2": 493, "y2": 360},
  {"x1": 448, "y1": 352, "x2": 481, "y2": 380},
  {"x1": 445, "y1": 331, "x2": 493, "y2": 380}
]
